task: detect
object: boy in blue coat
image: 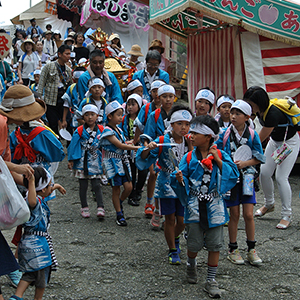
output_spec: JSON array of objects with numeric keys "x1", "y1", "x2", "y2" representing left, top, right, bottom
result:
[{"x1": 170, "y1": 115, "x2": 239, "y2": 298}]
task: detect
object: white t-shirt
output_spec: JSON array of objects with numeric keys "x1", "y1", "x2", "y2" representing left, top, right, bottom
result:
[{"x1": 18, "y1": 53, "x2": 41, "y2": 79}]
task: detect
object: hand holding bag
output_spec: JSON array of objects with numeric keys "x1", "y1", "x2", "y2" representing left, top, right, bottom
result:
[
  {"x1": 0, "y1": 157, "x2": 30, "y2": 230},
  {"x1": 271, "y1": 127, "x2": 293, "y2": 165}
]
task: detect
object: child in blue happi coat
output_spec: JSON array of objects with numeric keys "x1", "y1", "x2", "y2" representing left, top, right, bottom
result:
[
  {"x1": 136, "y1": 105, "x2": 193, "y2": 265},
  {"x1": 68, "y1": 104, "x2": 105, "y2": 219},
  {"x1": 214, "y1": 94, "x2": 234, "y2": 129},
  {"x1": 170, "y1": 115, "x2": 239, "y2": 298},
  {"x1": 78, "y1": 77, "x2": 108, "y2": 125},
  {"x1": 141, "y1": 84, "x2": 176, "y2": 228},
  {"x1": 9, "y1": 166, "x2": 66, "y2": 300},
  {"x1": 61, "y1": 66, "x2": 86, "y2": 129},
  {"x1": 194, "y1": 87, "x2": 215, "y2": 116},
  {"x1": 119, "y1": 93, "x2": 148, "y2": 207},
  {"x1": 99, "y1": 101, "x2": 141, "y2": 226},
  {"x1": 29, "y1": 70, "x2": 41, "y2": 92},
  {"x1": 215, "y1": 100, "x2": 265, "y2": 266}
]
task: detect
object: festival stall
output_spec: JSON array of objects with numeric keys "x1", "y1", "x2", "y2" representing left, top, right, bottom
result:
[{"x1": 149, "y1": 0, "x2": 300, "y2": 110}]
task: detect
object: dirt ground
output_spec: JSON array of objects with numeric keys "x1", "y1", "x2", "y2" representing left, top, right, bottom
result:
[{"x1": 1, "y1": 154, "x2": 300, "y2": 300}]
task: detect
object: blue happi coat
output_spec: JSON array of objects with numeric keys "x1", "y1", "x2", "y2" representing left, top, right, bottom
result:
[
  {"x1": 18, "y1": 196, "x2": 52, "y2": 272},
  {"x1": 62, "y1": 83, "x2": 80, "y2": 128},
  {"x1": 67, "y1": 125, "x2": 104, "y2": 175},
  {"x1": 134, "y1": 102, "x2": 156, "y2": 133},
  {"x1": 170, "y1": 149, "x2": 239, "y2": 227}
]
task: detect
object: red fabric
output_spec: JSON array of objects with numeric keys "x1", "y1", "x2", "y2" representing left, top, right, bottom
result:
[
  {"x1": 201, "y1": 146, "x2": 222, "y2": 171},
  {"x1": 11, "y1": 225, "x2": 22, "y2": 246},
  {"x1": 13, "y1": 127, "x2": 46, "y2": 163},
  {"x1": 154, "y1": 108, "x2": 161, "y2": 123}
]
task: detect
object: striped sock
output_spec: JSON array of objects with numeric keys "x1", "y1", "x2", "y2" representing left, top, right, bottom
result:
[{"x1": 207, "y1": 264, "x2": 218, "y2": 282}]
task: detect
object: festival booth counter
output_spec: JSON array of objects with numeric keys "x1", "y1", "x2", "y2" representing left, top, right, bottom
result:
[{"x1": 149, "y1": 0, "x2": 300, "y2": 111}]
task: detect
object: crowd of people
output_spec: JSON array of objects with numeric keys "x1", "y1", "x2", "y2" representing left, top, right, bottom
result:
[{"x1": 0, "y1": 20, "x2": 299, "y2": 300}]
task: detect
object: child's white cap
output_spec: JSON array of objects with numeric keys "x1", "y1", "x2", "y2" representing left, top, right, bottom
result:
[
  {"x1": 157, "y1": 84, "x2": 175, "y2": 97},
  {"x1": 82, "y1": 104, "x2": 98, "y2": 115},
  {"x1": 150, "y1": 80, "x2": 165, "y2": 91},
  {"x1": 70, "y1": 52, "x2": 76, "y2": 58},
  {"x1": 231, "y1": 100, "x2": 252, "y2": 116},
  {"x1": 33, "y1": 69, "x2": 41, "y2": 75},
  {"x1": 217, "y1": 95, "x2": 234, "y2": 108},
  {"x1": 126, "y1": 79, "x2": 142, "y2": 92},
  {"x1": 88, "y1": 77, "x2": 105, "y2": 90},
  {"x1": 127, "y1": 93, "x2": 143, "y2": 108},
  {"x1": 73, "y1": 70, "x2": 85, "y2": 79},
  {"x1": 105, "y1": 100, "x2": 124, "y2": 116},
  {"x1": 195, "y1": 89, "x2": 215, "y2": 105},
  {"x1": 36, "y1": 169, "x2": 51, "y2": 192}
]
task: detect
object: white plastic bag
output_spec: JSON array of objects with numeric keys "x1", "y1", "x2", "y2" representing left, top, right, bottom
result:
[{"x1": 0, "y1": 157, "x2": 30, "y2": 230}]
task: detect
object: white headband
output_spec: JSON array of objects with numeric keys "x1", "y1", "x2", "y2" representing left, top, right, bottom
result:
[
  {"x1": 231, "y1": 99, "x2": 252, "y2": 116},
  {"x1": 105, "y1": 100, "x2": 124, "y2": 115},
  {"x1": 0, "y1": 94, "x2": 35, "y2": 112},
  {"x1": 150, "y1": 80, "x2": 165, "y2": 91},
  {"x1": 190, "y1": 123, "x2": 220, "y2": 142},
  {"x1": 88, "y1": 78, "x2": 105, "y2": 90},
  {"x1": 73, "y1": 70, "x2": 85, "y2": 79},
  {"x1": 127, "y1": 80, "x2": 142, "y2": 92},
  {"x1": 217, "y1": 96, "x2": 234, "y2": 108},
  {"x1": 195, "y1": 89, "x2": 215, "y2": 105},
  {"x1": 70, "y1": 52, "x2": 76, "y2": 58},
  {"x1": 36, "y1": 169, "x2": 51, "y2": 191},
  {"x1": 127, "y1": 93, "x2": 143, "y2": 108},
  {"x1": 157, "y1": 84, "x2": 176, "y2": 97},
  {"x1": 82, "y1": 104, "x2": 98, "y2": 115},
  {"x1": 34, "y1": 70, "x2": 41, "y2": 75},
  {"x1": 170, "y1": 110, "x2": 193, "y2": 124}
]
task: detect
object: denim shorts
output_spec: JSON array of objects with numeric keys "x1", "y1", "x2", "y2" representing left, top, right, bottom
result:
[
  {"x1": 159, "y1": 198, "x2": 184, "y2": 216},
  {"x1": 109, "y1": 174, "x2": 129, "y2": 187}
]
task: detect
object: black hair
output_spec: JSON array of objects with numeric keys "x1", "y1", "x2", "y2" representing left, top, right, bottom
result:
[
  {"x1": 75, "y1": 32, "x2": 85, "y2": 44},
  {"x1": 167, "y1": 104, "x2": 193, "y2": 121},
  {"x1": 0, "y1": 29, "x2": 6, "y2": 33},
  {"x1": 46, "y1": 24, "x2": 52, "y2": 29},
  {"x1": 23, "y1": 166, "x2": 48, "y2": 190},
  {"x1": 90, "y1": 49, "x2": 105, "y2": 60},
  {"x1": 58, "y1": 44, "x2": 72, "y2": 54},
  {"x1": 73, "y1": 66, "x2": 86, "y2": 73},
  {"x1": 196, "y1": 87, "x2": 215, "y2": 113},
  {"x1": 145, "y1": 50, "x2": 161, "y2": 64},
  {"x1": 243, "y1": 86, "x2": 269, "y2": 113},
  {"x1": 18, "y1": 31, "x2": 27, "y2": 39},
  {"x1": 190, "y1": 115, "x2": 219, "y2": 145},
  {"x1": 111, "y1": 36, "x2": 121, "y2": 48}
]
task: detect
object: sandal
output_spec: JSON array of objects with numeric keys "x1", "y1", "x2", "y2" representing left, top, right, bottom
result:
[
  {"x1": 276, "y1": 216, "x2": 291, "y2": 229},
  {"x1": 255, "y1": 205, "x2": 275, "y2": 217}
]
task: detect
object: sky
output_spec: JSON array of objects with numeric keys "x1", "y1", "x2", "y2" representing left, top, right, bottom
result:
[{"x1": 0, "y1": 0, "x2": 41, "y2": 25}]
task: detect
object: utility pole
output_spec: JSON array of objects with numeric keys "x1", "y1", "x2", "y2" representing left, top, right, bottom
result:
[{"x1": 30, "y1": 0, "x2": 32, "y2": 7}]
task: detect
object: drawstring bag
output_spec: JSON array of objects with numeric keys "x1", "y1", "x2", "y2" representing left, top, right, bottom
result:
[
  {"x1": 271, "y1": 127, "x2": 293, "y2": 165},
  {"x1": 0, "y1": 157, "x2": 30, "y2": 230}
]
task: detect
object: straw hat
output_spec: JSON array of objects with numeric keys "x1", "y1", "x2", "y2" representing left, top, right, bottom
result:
[
  {"x1": 108, "y1": 33, "x2": 120, "y2": 42},
  {"x1": 21, "y1": 39, "x2": 36, "y2": 52},
  {"x1": 127, "y1": 44, "x2": 143, "y2": 57},
  {"x1": 0, "y1": 85, "x2": 46, "y2": 122},
  {"x1": 64, "y1": 37, "x2": 74, "y2": 44},
  {"x1": 68, "y1": 31, "x2": 76, "y2": 37},
  {"x1": 45, "y1": 30, "x2": 52, "y2": 35},
  {"x1": 149, "y1": 39, "x2": 165, "y2": 54}
]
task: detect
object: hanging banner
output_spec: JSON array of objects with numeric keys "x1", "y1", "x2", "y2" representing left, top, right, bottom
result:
[
  {"x1": 45, "y1": 1, "x2": 58, "y2": 15},
  {"x1": 57, "y1": 0, "x2": 82, "y2": 15},
  {"x1": 0, "y1": 33, "x2": 12, "y2": 60},
  {"x1": 80, "y1": 0, "x2": 150, "y2": 31},
  {"x1": 149, "y1": 0, "x2": 300, "y2": 46}
]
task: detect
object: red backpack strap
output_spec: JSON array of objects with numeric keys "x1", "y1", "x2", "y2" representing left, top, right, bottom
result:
[
  {"x1": 158, "y1": 135, "x2": 164, "y2": 156},
  {"x1": 122, "y1": 115, "x2": 126, "y2": 127},
  {"x1": 186, "y1": 150, "x2": 193, "y2": 165},
  {"x1": 155, "y1": 108, "x2": 161, "y2": 123},
  {"x1": 249, "y1": 127, "x2": 255, "y2": 142},
  {"x1": 77, "y1": 125, "x2": 84, "y2": 137},
  {"x1": 97, "y1": 124, "x2": 104, "y2": 133},
  {"x1": 13, "y1": 127, "x2": 46, "y2": 162},
  {"x1": 144, "y1": 103, "x2": 151, "y2": 124}
]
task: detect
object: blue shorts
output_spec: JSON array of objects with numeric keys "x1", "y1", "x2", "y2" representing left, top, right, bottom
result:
[
  {"x1": 109, "y1": 174, "x2": 129, "y2": 187},
  {"x1": 225, "y1": 184, "x2": 256, "y2": 207},
  {"x1": 159, "y1": 198, "x2": 184, "y2": 216}
]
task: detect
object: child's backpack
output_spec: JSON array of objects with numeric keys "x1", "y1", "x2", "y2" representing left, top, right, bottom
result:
[
  {"x1": 77, "y1": 124, "x2": 104, "y2": 137},
  {"x1": 263, "y1": 97, "x2": 300, "y2": 127},
  {"x1": 144, "y1": 103, "x2": 151, "y2": 124},
  {"x1": 222, "y1": 125, "x2": 255, "y2": 149}
]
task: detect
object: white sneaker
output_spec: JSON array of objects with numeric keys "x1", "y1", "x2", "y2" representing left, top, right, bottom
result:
[
  {"x1": 246, "y1": 249, "x2": 262, "y2": 266},
  {"x1": 227, "y1": 249, "x2": 245, "y2": 265}
]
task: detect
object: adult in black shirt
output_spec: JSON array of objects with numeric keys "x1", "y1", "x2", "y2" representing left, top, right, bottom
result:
[
  {"x1": 73, "y1": 32, "x2": 89, "y2": 63},
  {"x1": 244, "y1": 86, "x2": 299, "y2": 229}
]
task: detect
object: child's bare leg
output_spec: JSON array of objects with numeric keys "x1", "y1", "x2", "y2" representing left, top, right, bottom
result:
[
  {"x1": 208, "y1": 251, "x2": 219, "y2": 266},
  {"x1": 164, "y1": 213, "x2": 176, "y2": 249},
  {"x1": 147, "y1": 166, "x2": 156, "y2": 199},
  {"x1": 112, "y1": 186, "x2": 121, "y2": 212},
  {"x1": 34, "y1": 287, "x2": 45, "y2": 300},
  {"x1": 15, "y1": 279, "x2": 31, "y2": 298},
  {"x1": 174, "y1": 215, "x2": 185, "y2": 238},
  {"x1": 121, "y1": 181, "x2": 132, "y2": 201},
  {"x1": 228, "y1": 205, "x2": 240, "y2": 243},
  {"x1": 187, "y1": 250, "x2": 197, "y2": 259},
  {"x1": 243, "y1": 203, "x2": 255, "y2": 241}
]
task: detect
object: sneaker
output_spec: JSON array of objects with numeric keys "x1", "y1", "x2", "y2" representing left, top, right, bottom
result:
[
  {"x1": 128, "y1": 198, "x2": 140, "y2": 206},
  {"x1": 97, "y1": 207, "x2": 105, "y2": 218},
  {"x1": 204, "y1": 279, "x2": 221, "y2": 298},
  {"x1": 227, "y1": 249, "x2": 245, "y2": 265},
  {"x1": 186, "y1": 264, "x2": 197, "y2": 284},
  {"x1": 9, "y1": 296, "x2": 24, "y2": 300},
  {"x1": 150, "y1": 210, "x2": 161, "y2": 229},
  {"x1": 144, "y1": 203, "x2": 154, "y2": 217},
  {"x1": 175, "y1": 238, "x2": 181, "y2": 254},
  {"x1": 135, "y1": 190, "x2": 142, "y2": 201},
  {"x1": 81, "y1": 207, "x2": 90, "y2": 218},
  {"x1": 100, "y1": 174, "x2": 108, "y2": 186},
  {"x1": 168, "y1": 251, "x2": 181, "y2": 265},
  {"x1": 6, "y1": 270, "x2": 22, "y2": 288},
  {"x1": 116, "y1": 215, "x2": 127, "y2": 226},
  {"x1": 246, "y1": 249, "x2": 262, "y2": 266}
]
